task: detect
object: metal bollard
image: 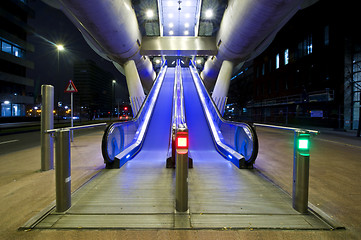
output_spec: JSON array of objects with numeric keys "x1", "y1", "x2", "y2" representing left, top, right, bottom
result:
[
  {"x1": 175, "y1": 128, "x2": 189, "y2": 212},
  {"x1": 292, "y1": 130, "x2": 310, "y2": 214},
  {"x1": 55, "y1": 129, "x2": 71, "y2": 212},
  {"x1": 41, "y1": 85, "x2": 54, "y2": 171}
]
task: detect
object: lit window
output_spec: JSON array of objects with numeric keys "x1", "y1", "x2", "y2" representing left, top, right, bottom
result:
[
  {"x1": 276, "y1": 54, "x2": 280, "y2": 69},
  {"x1": 304, "y1": 35, "x2": 312, "y2": 55},
  {"x1": 2, "y1": 41, "x2": 12, "y2": 54},
  {"x1": 1, "y1": 39, "x2": 25, "y2": 58},
  {"x1": 324, "y1": 25, "x2": 329, "y2": 46},
  {"x1": 284, "y1": 49, "x2": 289, "y2": 65}
]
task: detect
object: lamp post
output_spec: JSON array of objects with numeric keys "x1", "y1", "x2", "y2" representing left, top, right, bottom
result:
[
  {"x1": 56, "y1": 44, "x2": 65, "y2": 123},
  {"x1": 111, "y1": 80, "x2": 116, "y2": 120}
]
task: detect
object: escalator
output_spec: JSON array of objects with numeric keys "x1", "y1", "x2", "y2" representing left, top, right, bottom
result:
[{"x1": 30, "y1": 62, "x2": 331, "y2": 230}]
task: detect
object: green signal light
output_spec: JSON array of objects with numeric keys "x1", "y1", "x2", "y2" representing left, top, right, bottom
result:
[{"x1": 298, "y1": 139, "x2": 309, "y2": 150}]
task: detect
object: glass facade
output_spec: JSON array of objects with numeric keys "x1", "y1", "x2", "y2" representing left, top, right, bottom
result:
[{"x1": 0, "y1": 102, "x2": 25, "y2": 117}]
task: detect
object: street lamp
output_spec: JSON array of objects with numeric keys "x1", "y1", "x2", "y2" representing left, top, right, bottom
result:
[
  {"x1": 111, "y1": 80, "x2": 116, "y2": 120},
  {"x1": 55, "y1": 44, "x2": 65, "y2": 123},
  {"x1": 56, "y1": 44, "x2": 64, "y2": 51},
  {"x1": 56, "y1": 44, "x2": 65, "y2": 71}
]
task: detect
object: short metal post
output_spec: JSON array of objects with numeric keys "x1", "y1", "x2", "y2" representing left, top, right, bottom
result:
[
  {"x1": 55, "y1": 129, "x2": 71, "y2": 212},
  {"x1": 41, "y1": 85, "x2": 54, "y2": 171},
  {"x1": 175, "y1": 129, "x2": 189, "y2": 212},
  {"x1": 292, "y1": 130, "x2": 310, "y2": 213}
]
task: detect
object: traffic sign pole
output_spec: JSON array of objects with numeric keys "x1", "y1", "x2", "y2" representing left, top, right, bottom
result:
[
  {"x1": 71, "y1": 92, "x2": 74, "y2": 142},
  {"x1": 64, "y1": 80, "x2": 78, "y2": 142}
]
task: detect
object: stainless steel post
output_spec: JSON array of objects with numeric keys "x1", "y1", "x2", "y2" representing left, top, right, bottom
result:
[
  {"x1": 55, "y1": 129, "x2": 71, "y2": 212},
  {"x1": 292, "y1": 130, "x2": 310, "y2": 213},
  {"x1": 41, "y1": 85, "x2": 54, "y2": 171},
  {"x1": 175, "y1": 129, "x2": 189, "y2": 212}
]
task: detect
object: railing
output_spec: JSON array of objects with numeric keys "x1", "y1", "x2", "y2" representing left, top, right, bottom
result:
[
  {"x1": 248, "y1": 88, "x2": 334, "y2": 108},
  {"x1": 167, "y1": 59, "x2": 189, "y2": 167},
  {"x1": 46, "y1": 123, "x2": 107, "y2": 212},
  {"x1": 101, "y1": 61, "x2": 168, "y2": 168},
  {"x1": 189, "y1": 62, "x2": 258, "y2": 168},
  {"x1": 174, "y1": 60, "x2": 189, "y2": 212}
]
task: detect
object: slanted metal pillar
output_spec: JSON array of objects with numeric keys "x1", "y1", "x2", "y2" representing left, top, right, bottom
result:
[
  {"x1": 211, "y1": 60, "x2": 234, "y2": 115},
  {"x1": 124, "y1": 60, "x2": 146, "y2": 116},
  {"x1": 41, "y1": 85, "x2": 54, "y2": 171}
]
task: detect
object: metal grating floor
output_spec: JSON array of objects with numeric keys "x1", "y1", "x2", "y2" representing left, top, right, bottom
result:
[{"x1": 30, "y1": 150, "x2": 332, "y2": 230}]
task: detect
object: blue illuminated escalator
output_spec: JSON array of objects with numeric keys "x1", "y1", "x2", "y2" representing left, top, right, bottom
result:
[
  {"x1": 102, "y1": 64, "x2": 175, "y2": 168},
  {"x1": 184, "y1": 65, "x2": 258, "y2": 168}
]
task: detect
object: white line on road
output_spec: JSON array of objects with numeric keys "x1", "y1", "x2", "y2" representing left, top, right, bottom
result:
[
  {"x1": 0, "y1": 140, "x2": 19, "y2": 145},
  {"x1": 316, "y1": 138, "x2": 361, "y2": 149}
]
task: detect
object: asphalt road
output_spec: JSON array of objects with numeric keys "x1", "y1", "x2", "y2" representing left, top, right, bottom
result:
[{"x1": 0, "y1": 126, "x2": 107, "y2": 156}]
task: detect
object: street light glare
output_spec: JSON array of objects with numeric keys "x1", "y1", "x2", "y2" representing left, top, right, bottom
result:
[{"x1": 56, "y1": 44, "x2": 65, "y2": 51}]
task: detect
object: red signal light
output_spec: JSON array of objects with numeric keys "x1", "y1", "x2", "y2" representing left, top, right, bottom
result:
[
  {"x1": 176, "y1": 136, "x2": 188, "y2": 148},
  {"x1": 124, "y1": 107, "x2": 128, "y2": 111},
  {"x1": 176, "y1": 131, "x2": 188, "y2": 154}
]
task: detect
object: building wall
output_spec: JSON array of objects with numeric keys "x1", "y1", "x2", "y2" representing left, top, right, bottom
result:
[
  {"x1": 0, "y1": 0, "x2": 34, "y2": 117},
  {"x1": 73, "y1": 59, "x2": 114, "y2": 119},
  {"x1": 228, "y1": 0, "x2": 357, "y2": 129}
]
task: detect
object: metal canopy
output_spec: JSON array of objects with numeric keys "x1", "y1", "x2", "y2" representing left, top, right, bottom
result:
[{"x1": 140, "y1": 36, "x2": 217, "y2": 56}]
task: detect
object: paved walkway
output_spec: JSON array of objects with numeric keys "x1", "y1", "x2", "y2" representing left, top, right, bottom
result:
[{"x1": 0, "y1": 127, "x2": 360, "y2": 239}]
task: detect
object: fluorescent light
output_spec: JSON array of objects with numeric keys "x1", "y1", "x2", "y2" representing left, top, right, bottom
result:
[
  {"x1": 205, "y1": 9, "x2": 213, "y2": 19},
  {"x1": 185, "y1": 1, "x2": 192, "y2": 6},
  {"x1": 184, "y1": 23, "x2": 189, "y2": 28},
  {"x1": 185, "y1": 13, "x2": 190, "y2": 18},
  {"x1": 184, "y1": 30, "x2": 189, "y2": 35},
  {"x1": 169, "y1": 30, "x2": 174, "y2": 35},
  {"x1": 146, "y1": 9, "x2": 154, "y2": 18},
  {"x1": 168, "y1": 13, "x2": 173, "y2": 18},
  {"x1": 169, "y1": 22, "x2": 174, "y2": 28}
]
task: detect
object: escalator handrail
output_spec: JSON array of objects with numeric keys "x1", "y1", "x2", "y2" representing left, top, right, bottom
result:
[{"x1": 102, "y1": 62, "x2": 168, "y2": 166}]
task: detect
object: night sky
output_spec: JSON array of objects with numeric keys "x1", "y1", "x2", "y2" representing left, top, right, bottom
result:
[{"x1": 27, "y1": 0, "x2": 129, "y2": 106}]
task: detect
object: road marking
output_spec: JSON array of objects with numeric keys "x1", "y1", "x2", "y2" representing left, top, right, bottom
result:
[
  {"x1": 0, "y1": 140, "x2": 19, "y2": 145},
  {"x1": 316, "y1": 138, "x2": 361, "y2": 149}
]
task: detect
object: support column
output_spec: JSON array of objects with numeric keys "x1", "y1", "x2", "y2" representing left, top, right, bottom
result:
[
  {"x1": 124, "y1": 60, "x2": 146, "y2": 116},
  {"x1": 211, "y1": 60, "x2": 234, "y2": 116}
]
